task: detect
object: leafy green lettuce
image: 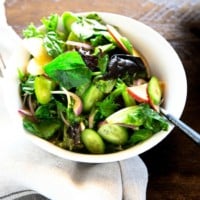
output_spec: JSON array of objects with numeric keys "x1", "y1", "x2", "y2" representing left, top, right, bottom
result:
[
  {"x1": 107, "y1": 104, "x2": 168, "y2": 132},
  {"x1": 41, "y1": 14, "x2": 59, "y2": 32},
  {"x1": 23, "y1": 118, "x2": 61, "y2": 139},
  {"x1": 22, "y1": 23, "x2": 43, "y2": 38}
]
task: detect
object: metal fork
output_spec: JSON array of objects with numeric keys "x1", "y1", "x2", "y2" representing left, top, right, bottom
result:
[{"x1": 160, "y1": 108, "x2": 200, "y2": 145}]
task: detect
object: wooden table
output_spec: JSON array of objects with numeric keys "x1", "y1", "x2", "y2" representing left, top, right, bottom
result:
[{"x1": 5, "y1": 0, "x2": 200, "y2": 199}]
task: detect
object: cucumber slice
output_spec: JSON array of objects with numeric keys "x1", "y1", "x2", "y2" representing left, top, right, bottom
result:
[
  {"x1": 81, "y1": 129, "x2": 105, "y2": 154},
  {"x1": 82, "y1": 84, "x2": 104, "y2": 112},
  {"x1": 98, "y1": 124, "x2": 128, "y2": 145},
  {"x1": 34, "y1": 76, "x2": 55, "y2": 104},
  {"x1": 62, "y1": 11, "x2": 78, "y2": 34},
  {"x1": 147, "y1": 76, "x2": 162, "y2": 105}
]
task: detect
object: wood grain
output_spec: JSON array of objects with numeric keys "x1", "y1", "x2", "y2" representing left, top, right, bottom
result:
[{"x1": 5, "y1": 0, "x2": 200, "y2": 199}]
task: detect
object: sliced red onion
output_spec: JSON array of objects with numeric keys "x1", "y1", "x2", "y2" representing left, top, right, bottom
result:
[
  {"x1": 66, "y1": 40, "x2": 92, "y2": 50},
  {"x1": 28, "y1": 95, "x2": 35, "y2": 115},
  {"x1": 52, "y1": 88, "x2": 83, "y2": 116},
  {"x1": 18, "y1": 109, "x2": 33, "y2": 117},
  {"x1": 68, "y1": 91, "x2": 83, "y2": 116}
]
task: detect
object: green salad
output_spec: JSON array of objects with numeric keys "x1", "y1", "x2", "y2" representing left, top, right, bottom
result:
[{"x1": 18, "y1": 12, "x2": 168, "y2": 154}]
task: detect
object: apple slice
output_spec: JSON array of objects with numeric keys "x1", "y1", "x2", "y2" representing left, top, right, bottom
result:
[
  {"x1": 127, "y1": 77, "x2": 163, "y2": 112},
  {"x1": 27, "y1": 58, "x2": 44, "y2": 75},
  {"x1": 23, "y1": 38, "x2": 52, "y2": 66},
  {"x1": 107, "y1": 24, "x2": 132, "y2": 54},
  {"x1": 127, "y1": 83, "x2": 149, "y2": 103}
]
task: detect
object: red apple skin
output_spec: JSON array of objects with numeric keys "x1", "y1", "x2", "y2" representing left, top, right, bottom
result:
[
  {"x1": 106, "y1": 24, "x2": 129, "y2": 54},
  {"x1": 127, "y1": 83, "x2": 149, "y2": 103},
  {"x1": 149, "y1": 98, "x2": 160, "y2": 112},
  {"x1": 127, "y1": 83, "x2": 161, "y2": 112}
]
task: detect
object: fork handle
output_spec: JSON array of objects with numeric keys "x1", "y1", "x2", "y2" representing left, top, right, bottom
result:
[{"x1": 165, "y1": 113, "x2": 200, "y2": 145}]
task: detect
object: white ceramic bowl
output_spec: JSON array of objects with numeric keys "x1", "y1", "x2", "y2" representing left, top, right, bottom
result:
[{"x1": 3, "y1": 12, "x2": 187, "y2": 163}]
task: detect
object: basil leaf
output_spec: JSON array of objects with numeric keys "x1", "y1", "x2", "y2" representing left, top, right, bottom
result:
[
  {"x1": 43, "y1": 31, "x2": 65, "y2": 58},
  {"x1": 44, "y1": 51, "x2": 92, "y2": 90}
]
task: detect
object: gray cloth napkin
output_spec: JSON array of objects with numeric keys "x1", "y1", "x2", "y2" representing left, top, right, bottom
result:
[{"x1": 0, "y1": 1, "x2": 148, "y2": 199}]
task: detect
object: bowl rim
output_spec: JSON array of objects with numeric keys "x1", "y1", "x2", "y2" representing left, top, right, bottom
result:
[{"x1": 3, "y1": 11, "x2": 187, "y2": 163}]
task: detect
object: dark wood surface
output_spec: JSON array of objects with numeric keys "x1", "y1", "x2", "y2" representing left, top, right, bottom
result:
[{"x1": 5, "y1": 0, "x2": 200, "y2": 199}]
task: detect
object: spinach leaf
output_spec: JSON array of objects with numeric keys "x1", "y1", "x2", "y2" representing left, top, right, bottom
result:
[{"x1": 44, "y1": 51, "x2": 92, "y2": 90}]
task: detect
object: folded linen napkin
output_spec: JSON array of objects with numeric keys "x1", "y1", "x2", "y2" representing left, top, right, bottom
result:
[{"x1": 0, "y1": 1, "x2": 148, "y2": 199}]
